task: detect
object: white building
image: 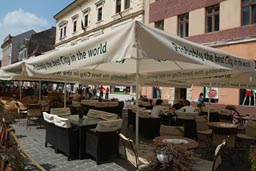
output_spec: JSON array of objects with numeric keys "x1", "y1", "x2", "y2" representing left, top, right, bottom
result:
[{"x1": 54, "y1": 0, "x2": 144, "y2": 48}]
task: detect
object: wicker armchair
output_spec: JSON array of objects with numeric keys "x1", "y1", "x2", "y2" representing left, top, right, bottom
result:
[
  {"x1": 53, "y1": 115, "x2": 78, "y2": 160},
  {"x1": 192, "y1": 137, "x2": 228, "y2": 171},
  {"x1": 27, "y1": 103, "x2": 42, "y2": 128},
  {"x1": 85, "y1": 119, "x2": 123, "y2": 164},
  {"x1": 43, "y1": 112, "x2": 56, "y2": 148}
]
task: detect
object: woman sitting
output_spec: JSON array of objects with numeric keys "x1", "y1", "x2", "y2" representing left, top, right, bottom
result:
[{"x1": 151, "y1": 99, "x2": 164, "y2": 118}]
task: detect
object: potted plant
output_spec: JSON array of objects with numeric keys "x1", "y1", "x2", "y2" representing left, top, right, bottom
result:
[
  {"x1": 0, "y1": 101, "x2": 25, "y2": 171},
  {"x1": 249, "y1": 145, "x2": 256, "y2": 171},
  {"x1": 154, "y1": 142, "x2": 199, "y2": 171}
]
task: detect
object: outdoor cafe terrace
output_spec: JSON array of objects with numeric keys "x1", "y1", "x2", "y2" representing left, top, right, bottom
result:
[{"x1": 0, "y1": 96, "x2": 255, "y2": 171}]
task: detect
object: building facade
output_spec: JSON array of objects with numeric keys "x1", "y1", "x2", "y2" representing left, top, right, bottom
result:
[
  {"x1": 142, "y1": 0, "x2": 256, "y2": 106},
  {"x1": 54, "y1": 0, "x2": 144, "y2": 48},
  {"x1": 53, "y1": 0, "x2": 145, "y2": 95},
  {"x1": 1, "y1": 30, "x2": 36, "y2": 67}
]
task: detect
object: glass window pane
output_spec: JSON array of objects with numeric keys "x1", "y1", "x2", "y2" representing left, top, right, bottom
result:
[
  {"x1": 207, "y1": 16, "x2": 212, "y2": 32},
  {"x1": 84, "y1": 15, "x2": 88, "y2": 27},
  {"x1": 207, "y1": 7, "x2": 212, "y2": 14},
  {"x1": 185, "y1": 23, "x2": 189, "y2": 37},
  {"x1": 116, "y1": 0, "x2": 121, "y2": 13},
  {"x1": 242, "y1": 0, "x2": 249, "y2": 5},
  {"x1": 185, "y1": 14, "x2": 188, "y2": 20},
  {"x1": 253, "y1": 5, "x2": 256, "y2": 23},
  {"x1": 214, "y1": 5, "x2": 219, "y2": 11},
  {"x1": 98, "y1": 7, "x2": 102, "y2": 21},
  {"x1": 242, "y1": 6, "x2": 250, "y2": 25},
  {"x1": 180, "y1": 24, "x2": 183, "y2": 37},
  {"x1": 125, "y1": 0, "x2": 130, "y2": 9},
  {"x1": 214, "y1": 14, "x2": 219, "y2": 31}
]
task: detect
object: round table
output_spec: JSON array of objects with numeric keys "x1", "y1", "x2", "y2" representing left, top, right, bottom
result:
[
  {"x1": 207, "y1": 122, "x2": 238, "y2": 129},
  {"x1": 208, "y1": 122, "x2": 238, "y2": 147},
  {"x1": 153, "y1": 136, "x2": 199, "y2": 150}
]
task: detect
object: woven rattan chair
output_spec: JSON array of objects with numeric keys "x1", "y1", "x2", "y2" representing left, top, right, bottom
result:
[
  {"x1": 85, "y1": 119, "x2": 123, "y2": 164},
  {"x1": 119, "y1": 133, "x2": 150, "y2": 171},
  {"x1": 53, "y1": 115, "x2": 78, "y2": 160},
  {"x1": 27, "y1": 103, "x2": 42, "y2": 128},
  {"x1": 191, "y1": 137, "x2": 228, "y2": 171}
]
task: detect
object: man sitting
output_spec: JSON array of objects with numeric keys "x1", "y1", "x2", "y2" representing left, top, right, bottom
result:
[{"x1": 175, "y1": 100, "x2": 195, "y2": 113}]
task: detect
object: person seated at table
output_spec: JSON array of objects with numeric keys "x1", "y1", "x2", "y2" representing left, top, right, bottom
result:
[
  {"x1": 176, "y1": 100, "x2": 195, "y2": 113},
  {"x1": 73, "y1": 89, "x2": 84, "y2": 102},
  {"x1": 171, "y1": 99, "x2": 185, "y2": 110},
  {"x1": 151, "y1": 99, "x2": 164, "y2": 118}
]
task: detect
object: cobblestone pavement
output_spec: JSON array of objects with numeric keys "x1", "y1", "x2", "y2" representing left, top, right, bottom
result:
[
  {"x1": 11, "y1": 112, "x2": 250, "y2": 171},
  {"x1": 11, "y1": 122, "x2": 127, "y2": 171}
]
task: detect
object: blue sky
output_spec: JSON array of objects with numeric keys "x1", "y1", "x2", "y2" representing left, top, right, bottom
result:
[{"x1": 0, "y1": 0, "x2": 73, "y2": 58}]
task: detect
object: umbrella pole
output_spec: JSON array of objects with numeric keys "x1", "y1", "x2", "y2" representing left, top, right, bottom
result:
[
  {"x1": 208, "y1": 86, "x2": 212, "y2": 122},
  {"x1": 38, "y1": 80, "x2": 41, "y2": 103},
  {"x1": 64, "y1": 80, "x2": 67, "y2": 108},
  {"x1": 135, "y1": 51, "x2": 140, "y2": 149},
  {"x1": 19, "y1": 80, "x2": 22, "y2": 101}
]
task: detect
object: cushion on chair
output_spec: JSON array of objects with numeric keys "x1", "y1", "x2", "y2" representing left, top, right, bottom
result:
[
  {"x1": 53, "y1": 115, "x2": 71, "y2": 128},
  {"x1": 138, "y1": 111, "x2": 150, "y2": 118},
  {"x1": 87, "y1": 109, "x2": 103, "y2": 118},
  {"x1": 191, "y1": 159, "x2": 213, "y2": 171},
  {"x1": 100, "y1": 112, "x2": 119, "y2": 120},
  {"x1": 96, "y1": 119, "x2": 123, "y2": 132},
  {"x1": 108, "y1": 102, "x2": 119, "y2": 107},
  {"x1": 236, "y1": 133, "x2": 256, "y2": 140},
  {"x1": 50, "y1": 108, "x2": 71, "y2": 116},
  {"x1": 176, "y1": 111, "x2": 199, "y2": 120},
  {"x1": 94, "y1": 102, "x2": 109, "y2": 108},
  {"x1": 160, "y1": 125, "x2": 184, "y2": 137},
  {"x1": 27, "y1": 104, "x2": 42, "y2": 117},
  {"x1": 72, "y1": 101, "x2": 81, "y2": 108},
  {"x1": 43, "y1": 112, "x2": 56, "y2": 123},
  {"x1": 245, "y1": 120, "x2": 256, "y2": 138},
  {"x1": 195, "y1": 116, "x2": 209, "y2": 131}
]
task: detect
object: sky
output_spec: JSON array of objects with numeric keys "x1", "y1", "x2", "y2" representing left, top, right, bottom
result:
[{"x1": 0, "y1": 0, "x2": 74, "y2": 59}]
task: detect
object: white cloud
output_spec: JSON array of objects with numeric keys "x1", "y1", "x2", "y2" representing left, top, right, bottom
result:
[{"x1": 0, "y1": 8, "x2": 50, "y2": 59}]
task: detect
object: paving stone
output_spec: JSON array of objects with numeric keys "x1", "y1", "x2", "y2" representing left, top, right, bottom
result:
[{"x1": 11, "y1": 123, "x2": 126, "y2": 171}]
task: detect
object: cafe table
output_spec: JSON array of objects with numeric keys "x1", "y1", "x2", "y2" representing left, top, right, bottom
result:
[
  {"x1": 207, "y1": 122, "x2": 238, "y2": 129},
  {"x1": 68, "y1": 114, "x2": 102, "y2": 159},
  {"x1": 153, "y1": 136, "x2": 199, "y2": 150},
  {"x1": 208, "y1": 122, "x2": 238, "y2": 147}
]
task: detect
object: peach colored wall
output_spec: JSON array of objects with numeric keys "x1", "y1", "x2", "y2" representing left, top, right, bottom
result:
[
  {"x1": 165, "y1": 16, "x2": 177, "y2": 35},
  {"x1": 189, "y1": 8, "x2": 205, "y2": 36},
  {"x1": 191, "y1": 86, "x2": 204, "y2": 102},
  {"x1": 220, "y1": 0, "x2": 240, "y2": 30},
  {"x1": 217, "y1": 41, "x2": 256, "y2": 60},
  {"x1": 141, "y1": 86, "x2": 152, "y2": 98},
  {"x1": 218, "y1": 88, "x2": 239, "y2": 105}
]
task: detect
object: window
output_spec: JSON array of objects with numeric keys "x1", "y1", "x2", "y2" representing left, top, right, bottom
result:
[
  {"x1": 84, "y1": 14, "x2": 88, "y2": 27},
  {"x1": 155, "y1": 20, "x2": 164, "y2": 30},
  {"x1": 124, "y1": 0, "x2": 130, "y2": 9},
  {"x1": 95, "y1": 0, "x2": 104, "y2": 22},
  {"x1": 206, "y1": 5, "x2": 219, "y2": 33},
  {"x1": 116, "y1": 0, "x2": 121, "y2": 13},
  {"x1": 18, "y1": 48, "x2": 28, "y2": 61},
  {"x1": 63, "y1": 26, "x2": 66, "y2": 37},
  {"x1": 58, "y1": 20, "x2": 68, "y2": 39},
  {"x1": 178, "y1": 13, "x2": 189, "y2": 38},
  {"x1": 73, "y1": 20, "x2": 77, "y2": 33},
  {"x1": 242, "y1": 0, "x2": 256, "y2": 25},
  {"x1": 60, "y1": 26, "x2": 67, "y2": 39},
  {"x1": 98, "y1": 7, "x2": 103, "y2": 21},
  {"x1": 82, "y1": 7, "x2": 90, "y2": 29}
]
